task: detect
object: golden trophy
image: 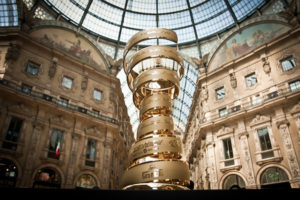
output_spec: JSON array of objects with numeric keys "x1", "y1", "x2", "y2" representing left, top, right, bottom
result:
[{"x1": 121, "y1": 28, "x2": 190, "y2": 190}]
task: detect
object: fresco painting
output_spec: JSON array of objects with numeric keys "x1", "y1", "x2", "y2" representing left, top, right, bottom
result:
[
  {"x1": 209, "y1": 23, "x2": 290, "y2": 72},
  {"x1": 30, "y1": 28, "x2": 106, "y2": 71}
]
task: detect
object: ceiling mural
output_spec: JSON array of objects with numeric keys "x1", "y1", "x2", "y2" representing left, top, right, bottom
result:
[
  {"x1": 208, "y1": 22, "x2": 291, "y2": 72},
  {"x1": 30, "y1": 27, "x2": 108, "y2": 72}
]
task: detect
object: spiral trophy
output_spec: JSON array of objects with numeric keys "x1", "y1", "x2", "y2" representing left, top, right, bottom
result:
[{"x1": 120, "y1": 28, "x2": 190, "y2": 190}]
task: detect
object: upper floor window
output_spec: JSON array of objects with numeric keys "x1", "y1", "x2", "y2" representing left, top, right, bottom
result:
[
  {"x1": 245, "y1": 73, "x2": 257, "y2": 87},
  {"x1": 219, "y1": 107, "x2": 228, "y2": 117},
  {"x1": 93, "y1": 89, "x2": 102, "y2": 101},
  {"x1": 62, "y1": 76, "x2": 73, "y2": 89},
  {"x1": 26, "y1": 61, "x2": 40, "y2": 75},
  {"x1": 223, "y1": 138, "x2": 233, "y2": 160},
  {"x1": 2, "y1": 117, "x2": 23, "y2": 151},
  {"x1": 91, "y1": 109, "x2": 99, "y2": 117},
  {"x1": 48, "y1": 129, "x2": 63, "y2": 159},
  {"x1": 58, "y1": 97, "x2": 69, "y2": 107},
  {"x1": 289, "y1": 80, "x2": 300, "y2": 92},
  {"x1": 216, "y1": 87, "x2": 225, "y2": 100},
  {"x1": 281, "y1": 56, "x2": 296, "y2": 71},
  {"x1": 86, "y1": 139, "x2": 97, "y2": 167},
  {"x1": 252, "y1": 94, "x2": 262, "y2": 106},
  {"x1": 257, "y1": 127, "x2": 272, "y2": 151},
  {"x1": 21, "y1": 83, "x2": 32, "y2": 94}
]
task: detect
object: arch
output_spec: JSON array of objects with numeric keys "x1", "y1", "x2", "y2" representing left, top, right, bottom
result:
[
  {"x1": 0, "y1": 155, "x2": 22, "y2": 179},
  {"x1": 207, "y1": 16, "x2": 291, "y2": 73},
  {"x1": 257, "y1": 164, "x2": 291, "y2": 187},
  {"x1": 0, "y1": 157, "x2": 20, "y2": 187},
  {"x1": 73, "y1": 171, "x2": 100, "y2": 189},
  {"x1": 31, "y1": 163, "x2": 65, "y2": 188},
  {"x1": 29, "y1": 21, "x2": 111, "y2": 73},
  {"x1": 219, "y1": 172, "x2": 247, "y2": 189}
]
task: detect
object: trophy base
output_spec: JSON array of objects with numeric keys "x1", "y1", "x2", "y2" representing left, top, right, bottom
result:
[{"x1": 122, "y1": 183, "x2": 190, "y2": 190}]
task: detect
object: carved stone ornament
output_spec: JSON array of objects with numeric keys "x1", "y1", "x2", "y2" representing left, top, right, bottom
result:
[
  {"x1": 200, "y1": 84, "x2": 208, "y2": 101},
  {"x1": 191, "y1": 53, "x2": 209, "y2": 74},
  {"x1": 48, "y1": 57, "x2": 58, "y2": 79},
  {"x1": 249, "y1": 114, "x2": 271, "y2": 127},
  {"x1": 5, "y1": 42, "x2": 21, "y2": 66},
  {"x1": 229, "y1": 73, "x2": 237, "y2": 88},
  {"x1": 277, "y1": 0, "x2": 299, "y2": 26},
  {"x1": 262, "y1": 57, "x2": 271, "y2": 74},
  {"x1": 107, "y1": 55, "x2": 123, "y2": 76},
  {"x1": 216, "y1": 126, "x2": 234, "y2": 137},
  {"x1": 81, "y1": 76, "x2": 88, "y2": 91}
]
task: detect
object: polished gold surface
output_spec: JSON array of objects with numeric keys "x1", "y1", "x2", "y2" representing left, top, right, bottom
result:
[
  {"x1": 121, "y1": 160, "x2": 190, "y2": 188},
  {"x1": 122, "y1": 183, "x2": 189, "y2": 190},
  {"x1": 128, "y1": 135, "x2": 182, "y2": 163},
  {"x1": 137, "y1": 115, "x2": 174, "y2": 139},
  {"x1": 123, "y1": 28, "x2": 178, "y2": 62},
  {"x1": 140, "y1": 93, "x2": 172, "y2": 120},
  {"x1": 121, "y1": 28, "x2": 190, "y2": 190}
]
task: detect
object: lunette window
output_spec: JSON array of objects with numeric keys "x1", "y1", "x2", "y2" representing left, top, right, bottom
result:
[
  {"x1": 281, "y1": 56, "x2": 296, "y2": 71},
  {"x1": 26, "y1": 61, "x2": 40, "y2": 75}
]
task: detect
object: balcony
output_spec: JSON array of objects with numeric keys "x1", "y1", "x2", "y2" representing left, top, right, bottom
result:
[
  {"x1": 199, "y1": 82, "x2": 300, "y2": 124},
  {"x1": 0, "y1": 79, "x2": 119, "y2": 126},
  {"x1": 255, "y1": 147, "x2": 282, "y2": 166},
  {"x1": 220, "y1": 157, "x2": 242, "y2": 173}
]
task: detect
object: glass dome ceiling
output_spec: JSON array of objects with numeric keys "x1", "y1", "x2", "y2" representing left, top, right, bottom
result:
[{"x1": 43, "y1": 0, "x2": 266, "y2": 45}]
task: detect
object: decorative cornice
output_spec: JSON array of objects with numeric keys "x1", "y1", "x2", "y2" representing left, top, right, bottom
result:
[{"x1": 249, "y1": 114, "x2": 271, "y2": 127}]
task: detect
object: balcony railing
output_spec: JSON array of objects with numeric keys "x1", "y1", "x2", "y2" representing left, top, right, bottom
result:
[
  {"x1": 201, "y1": 84, "x2": 300, "y2": 124},
  {"x1": 0, "y1": 79, "x2": 119, "y2": 126}
]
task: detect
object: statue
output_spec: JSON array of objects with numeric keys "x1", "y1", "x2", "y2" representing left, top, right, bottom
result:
[
  {"x1": 107, "y1": 55, "x2": 123, "y2": 76},
  {"x1": 191, "y1": 53, "x2": 209, "y2": 74},
  {"x1": 230, "y1": 72, "x2": 237, "y2": 88},
  {"x1": 277, "y1": 0, "x2": 299, "y2": 26}
]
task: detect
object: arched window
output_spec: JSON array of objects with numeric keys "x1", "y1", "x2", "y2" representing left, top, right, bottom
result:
[
  {"x1": 75, "y1": 174, "x2": 97, "y2": 189},
  {"x1": 260, "y1": 167, "x2": 289, "y2": 185},
  {"x1": 0, "y1": 158, "x2": 18, "y2": 187},
  {"x1": 33, "y1": 167, "x2": 61, "y2": 189},
  {"x1": 223, "y1": 174, "x2": 245, "y2": 189}
]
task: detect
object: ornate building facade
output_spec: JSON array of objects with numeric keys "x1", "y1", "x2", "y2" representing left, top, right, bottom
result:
[
  {"x1": 0, "y1": 2, "x2": 134, "y2": 189},
  {"x1": 184, "y1": 1, "x2": 300, "y2": 189}
]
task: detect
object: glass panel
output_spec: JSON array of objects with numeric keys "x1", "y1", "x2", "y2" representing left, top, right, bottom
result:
[
  {"x1": 58, "y1": 98, "x2": 68, "y2": 107},
  {"x1": 219, "y1": 108, "x2": 227, "y2": 117},
  {"x1": 62, "y1": 77, "x2": 73, "y2": 89},
  {"x1": 5, "y1": 117, "x2": 23, "y2": 143},
  {"x1": 223, "y1": 174, "x2": 246, "y2": 189},
  {"x1": 257, "y1": 127, "x2": 272, "y2": 151},
  {"x1": 245, "y1": 73, "x2": 257, "y2": 87},
  {"x1": 26, "y1": 61, "x2": 40, "y2": 75},
  {"x1": 0, "y1": 158, "x2": 18, "y2": 187},
  {"x1": 289, "y1": 80, "x2": 300, "y2": 92},
  {"x1": 216, "y1": 87, "x2": 225, "y2": 99},
  {"x1": 0, "y1": 0, "x2": 18, "y2": 27},
  {"x1": 223, "y1": 138, "x2": 233, "y2": 159},
  {"x1": 45, "y1": 0, "x2": 85, "y2": 24},
  {"x1": 93, "y1": 89, "x2": 102, "y2": 101},
  {"x1": 230, "y1": 0, "x2": 265, "y2": 22},
  {"x1": 281, "y1": 57, "x2": 296, "y2": 71},
  {"x1": 48, "y1": 129, "x2": 63, "y2": 159},
  {"x1": 21, "y1": 84, "x2": 32, "y2": 94},
  {"x1": 260, "y1": 167, "x2": 289, "y2": 185},
  {"x1": 86, "y1": 139, "x2": 96, "y2": 161}
]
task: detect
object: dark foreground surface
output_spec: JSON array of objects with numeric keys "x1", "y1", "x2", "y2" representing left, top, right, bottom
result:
[{"x1": 0, "y1": 188, "x2": 299, "y2": 199}]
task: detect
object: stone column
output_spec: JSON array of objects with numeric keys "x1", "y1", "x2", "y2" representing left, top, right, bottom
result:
[
  {"x1": 65, "y1": 132, "x2": 81, "y2": 188},
  {"x1": 277, "y1": 120, "x2": 300, "y2": 187},
  {"x1": 205, "y1": 131, "x2": 218, "y2": 189},
  {"x1": 21, "y1": 121, "x2": 44, "y2": 187},
  {"x1": 237, "y1": 120, "x2": 256, "y2": 188}
]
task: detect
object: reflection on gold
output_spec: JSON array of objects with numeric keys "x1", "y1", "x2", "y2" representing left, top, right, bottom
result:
[{"x1": 121, "y1": 28, "x2": 190, "y2": 190}]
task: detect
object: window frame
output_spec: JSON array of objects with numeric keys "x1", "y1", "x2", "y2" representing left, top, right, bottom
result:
[
  {"x1": 289, "y1": 80, "x2": 300, "y2": 92},
  {"x1": 281, "y1": 56, "x2": 296, "y2": 72},
  {"x1": 245, "y1": 72, "x2": 257, "y2": 87},
  {"x1": 216, "y1": 87, "x2": 225, "y2": 100},
  {"x1": 61, "y1": 76, "x2": 73, "y2": 89},
  {"x1": 26, "y1": 61, "x2": 40, "y2": 75},
  {"x1": 93, "y1": 89, "x2": 102, "y2": 101}
]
